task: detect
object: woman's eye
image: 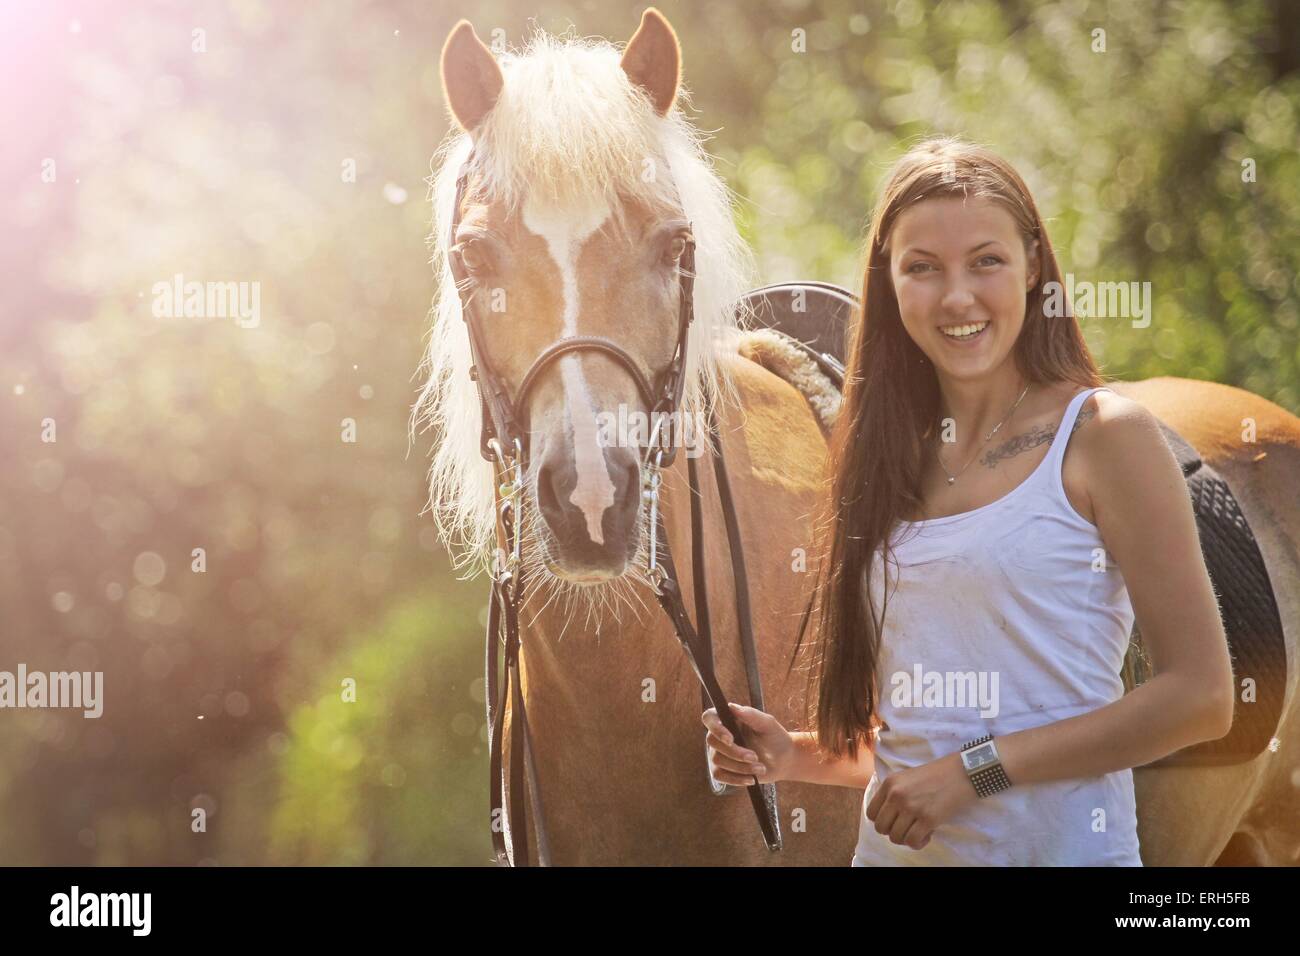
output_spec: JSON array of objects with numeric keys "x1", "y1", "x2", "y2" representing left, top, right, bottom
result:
[
  {"x1": 975, "y1": 255, "x2": 1003, "y2": 267},
  {"x1": 906, "y1": 261, "x2": 934, "y2": 274}
]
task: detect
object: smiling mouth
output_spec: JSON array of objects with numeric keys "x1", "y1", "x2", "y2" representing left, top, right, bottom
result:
[{"x1": 939, "y1": 320, "x2": 990, "y2": 342}]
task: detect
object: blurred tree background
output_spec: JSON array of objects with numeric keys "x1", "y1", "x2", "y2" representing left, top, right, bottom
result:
[{"x1": 0, "y1": 0, "x2": 1296, "y2": 864}]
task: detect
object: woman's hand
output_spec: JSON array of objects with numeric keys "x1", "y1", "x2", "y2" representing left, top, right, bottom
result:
[
  {"x1": 865, "y1": 752, "x2": 978, "y2": 850},
  {"x1": 700, "y1": 702, "x2": 795, "y2": 785}
]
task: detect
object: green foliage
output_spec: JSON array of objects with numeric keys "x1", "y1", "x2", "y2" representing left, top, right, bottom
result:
[{"x1": 220, "y1": 593, "x2": 489, "y2": 866}]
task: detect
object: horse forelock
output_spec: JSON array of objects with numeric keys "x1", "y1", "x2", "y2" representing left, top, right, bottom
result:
[{"x1": 412, "y1": 27, "x2": 754, "y2": 578}]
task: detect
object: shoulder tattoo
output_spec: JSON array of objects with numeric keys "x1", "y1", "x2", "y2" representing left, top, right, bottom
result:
[{"x1": 979, "y1": 404, "x2": 1097, "y2": 469}]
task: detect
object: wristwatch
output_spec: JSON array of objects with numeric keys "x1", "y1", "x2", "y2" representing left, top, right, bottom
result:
[{"x1": 960, "y1": 735, "x2": 1012, "y2": 798}]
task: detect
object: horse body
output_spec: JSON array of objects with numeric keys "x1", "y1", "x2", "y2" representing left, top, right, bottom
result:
[{"x1": 1112, "y1": 378, "x2": 1300, "y2": 865}]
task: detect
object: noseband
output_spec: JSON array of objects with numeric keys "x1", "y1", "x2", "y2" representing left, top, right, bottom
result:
[
  {"x1": 446, "y1": 149, "x2": 781, "y2": 865},
  {"x1": 447, "y1": 151, "x2": 696, "y2": 469}
]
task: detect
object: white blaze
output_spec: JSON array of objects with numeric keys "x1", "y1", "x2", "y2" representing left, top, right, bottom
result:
[{"x1": 522, "y1": 194, "x2": 617, "y2": 545}]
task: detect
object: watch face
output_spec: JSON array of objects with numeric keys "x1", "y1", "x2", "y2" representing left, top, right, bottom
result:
[{"x1": 963, "y1": 742, "x2": 997, "y2": 769}]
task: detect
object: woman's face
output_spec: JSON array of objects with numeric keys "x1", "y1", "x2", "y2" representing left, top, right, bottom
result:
[{"x1": 887, "y1": 196, "x2": 1039, "y2": 383}]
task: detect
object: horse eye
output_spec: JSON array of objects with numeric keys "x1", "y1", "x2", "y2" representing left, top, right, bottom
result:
[
  {"x1": 458, "y1": 239, "x2": 491, "y2": 275},
  {"x1": 663, "y1": 235, "x2": 687, "y2": 264}
]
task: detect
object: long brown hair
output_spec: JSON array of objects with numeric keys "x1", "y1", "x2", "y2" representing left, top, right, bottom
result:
[{"x1": 793, "y1": 137, "x2": 1103, "y2": 761}]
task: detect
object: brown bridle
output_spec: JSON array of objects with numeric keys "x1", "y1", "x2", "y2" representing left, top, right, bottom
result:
[{"x1": 445, "y1": 150, "x2": 782, "y2": 865}]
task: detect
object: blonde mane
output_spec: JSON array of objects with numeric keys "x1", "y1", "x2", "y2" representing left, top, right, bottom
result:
[{"x1": 410, "y1": 28, "x2": 755, "y2": 575}]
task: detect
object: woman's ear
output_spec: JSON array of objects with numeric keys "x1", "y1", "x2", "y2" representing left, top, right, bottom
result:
[{"x1": 1025, "y1": 238, "x2": 1041, "y2": 289}]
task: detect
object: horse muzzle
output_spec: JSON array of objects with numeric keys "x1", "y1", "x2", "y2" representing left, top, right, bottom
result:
[{"x1": 533, "y1": 440, "x2": 642, "y2": 581}]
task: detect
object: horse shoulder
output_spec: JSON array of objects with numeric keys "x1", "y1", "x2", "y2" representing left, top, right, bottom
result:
[{"x1": 713, "y1": 349, "x2": 831, "y2": 494}]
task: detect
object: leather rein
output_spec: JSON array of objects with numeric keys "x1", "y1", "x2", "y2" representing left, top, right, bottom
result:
[{"x1": 445, "y1": 151, "x2": 782, "y2": 865}]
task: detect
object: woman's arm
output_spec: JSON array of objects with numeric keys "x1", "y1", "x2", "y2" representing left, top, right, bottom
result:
[
  {"x1": 785, "y1": 731, "x2": 876, "y2": 789},
  {"x1": 994, "y1": 392, "x2": 1235, "y2": 786},
  {"x1": 702, "y1": 705, "x2": 876, "y2": 790}
]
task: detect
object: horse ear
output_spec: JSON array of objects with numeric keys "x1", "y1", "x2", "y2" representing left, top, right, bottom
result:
[
  {"x1": 620, "y1": 8, "x2": 681, "y2": 116},
  {"x1": 440, "y1": 20, "x2": 503, "y2": 133}
]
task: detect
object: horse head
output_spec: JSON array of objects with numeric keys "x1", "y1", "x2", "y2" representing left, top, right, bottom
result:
[{"x1": 420, "y1": 9, "x2": 750, "y2": 590}]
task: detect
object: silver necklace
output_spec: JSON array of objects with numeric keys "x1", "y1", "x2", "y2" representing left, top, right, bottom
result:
[{"x1": 936, "y1": 383, "x2": 1031, "y2": 485}]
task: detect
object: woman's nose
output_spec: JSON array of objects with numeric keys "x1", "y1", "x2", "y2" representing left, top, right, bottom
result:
[{"x1": 940, "y1": 278, "x2": 976, "y2": 314}]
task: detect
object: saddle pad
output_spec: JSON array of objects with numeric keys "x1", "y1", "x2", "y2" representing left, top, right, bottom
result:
[
  {"x1": 737, "y1": 283, "x2": 849, "y2": 424},
  {"x1": 736, "y1": 281, "x2": 1288, "y2": 768},
  {"x1": 1123, "y1": 423, "x2": 1288, "y2": 767},
  {"x1": 735, "y1": 328, "x2": 842, "y2": 433}
]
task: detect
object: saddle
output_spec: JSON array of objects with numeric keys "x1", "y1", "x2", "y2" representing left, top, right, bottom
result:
[{"x1": 737, "y1": 281, "x2": 1287, "y2": 767}]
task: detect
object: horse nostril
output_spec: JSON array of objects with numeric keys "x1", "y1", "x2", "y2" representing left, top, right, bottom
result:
[
  {"x1": 621, "y1": 457, "x2": 641, "y2": 500},
  {"x1": 537, "y1": 459, "x2": 562, "y2": 523}
]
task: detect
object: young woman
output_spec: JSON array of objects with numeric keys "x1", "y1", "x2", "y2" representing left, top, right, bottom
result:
[{"x1": 702, "y1": 137, "x2": 1235, "y2": 866}]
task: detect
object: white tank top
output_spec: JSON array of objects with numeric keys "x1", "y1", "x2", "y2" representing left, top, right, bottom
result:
[{"x1": 851, "y1": 386, "x2": 1143, "y2": 866}]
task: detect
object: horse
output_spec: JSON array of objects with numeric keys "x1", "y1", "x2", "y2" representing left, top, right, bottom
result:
[
  {"x1": 1107, "y1": 378, "x2": 1300, "y2": 865},
  {"x1": 412, "y1": 8, "x2": 1300, "y2": 865}
]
